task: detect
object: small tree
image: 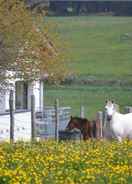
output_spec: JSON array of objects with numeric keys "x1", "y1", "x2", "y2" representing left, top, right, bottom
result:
[{"x1": 0, "y1": 0, "x2": 68, "y2": 87}]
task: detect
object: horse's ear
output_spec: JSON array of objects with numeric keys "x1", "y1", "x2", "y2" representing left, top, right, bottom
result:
[
  {"x1": 70, "y1": 116, "x2": 72, "y2": 119},
  {"x1": 105, "y1": 100, "x2": 108, "y2": 103},
  {"x1": 112, "y1": 100, "x2": 114, "y2": 104}
]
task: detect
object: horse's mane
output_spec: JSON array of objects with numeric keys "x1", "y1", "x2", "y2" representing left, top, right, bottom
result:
[
  {"x1": 71, "y1": 116, "x2": 90, "y2": 122},
  {"x1": 113, "y1": 103, "x2": 119, "y2": 112},
  {"x1": 68, "y1": 116, "x2": 96, "y2": 140}
]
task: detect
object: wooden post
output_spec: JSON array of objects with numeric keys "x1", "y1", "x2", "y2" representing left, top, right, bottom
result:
[
  {"x1": 55, "y1": 99, "x2": 59, "y2": 141},
  {"x1": 9, "y1": 90, "x2": 14, "y2": 143},
  {"x1": 80, "y1": 105, "x2": 85, "y2": 118},
  {"x1": 39, "y1": 80, "x2": 44, "y2": 112},
  {"x1": 103, "y1": 111, "x2": 107, "y2": 128},
  {"x1": 96, "y1": 111, "x2": 103, "y2": 138},
  {"x1": 124, "y1": 106, "x2": 132, "y2": 113},
  {"x1": 31, "y1": 95, "x2": 36, "y2": 141}
]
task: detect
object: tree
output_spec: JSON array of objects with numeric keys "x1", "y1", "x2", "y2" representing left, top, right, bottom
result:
[
  {"x1": 0, "y1": 0, "x2": 68, "y2": 87},
  {"x1": 49, "y1": 1, "x2": 132, "y2": 16}
]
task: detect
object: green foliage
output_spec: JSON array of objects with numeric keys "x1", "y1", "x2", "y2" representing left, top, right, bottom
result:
[
  {"x1": 0, "y1": 0, "x2": 68, "y2": 83},
  {"x1": 0, "y1": 176, "x2": 11, "y2": 184}
]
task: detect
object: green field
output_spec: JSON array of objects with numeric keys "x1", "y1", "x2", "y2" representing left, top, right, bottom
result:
[
  {"x1": 45, "y1": 16, "x2": 132, "y2": 118},
  {"x1": 44, "y1": 85, "x2": 132, "y2": 119},
  {"x1": 48, "y1": 16, "x2": 132, "y2": 81}
]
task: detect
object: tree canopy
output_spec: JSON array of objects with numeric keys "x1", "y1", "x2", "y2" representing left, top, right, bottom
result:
[{"x1": 0, "y1": 0, "x2": 68, "y2": 87}]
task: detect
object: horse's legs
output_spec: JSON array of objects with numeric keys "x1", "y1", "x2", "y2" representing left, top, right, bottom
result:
[
  {"x1": 117, "y1": 136, "x2": 122, "y2": 142},
  {"x1": 92, "y1": 122, "x2": 97, "y2": 138},
  {"x1": 87, "y1": 123, "x2": 93, "y2": 138},
  {"x1": 88, "y1": 129, "x2": 92, "y2": 138},
  {"x1": 83, "y1": 132, "x2": 89, "y2": 140},
  {"x1": 83, "y1": 134, "x2": 86, "y2": 140}
]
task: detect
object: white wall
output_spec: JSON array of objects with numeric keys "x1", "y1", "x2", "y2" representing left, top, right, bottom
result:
[
  {"x1": 33, "y1": 80, "x2": 44, "y2": 111},
  {"x1": 1, "y1": 79, "x2": 44, "y2": 113},
  {"x1": 0, "y1": 112, "x2": 31, "y2": 142},
  {"x1": 0, "y1": 91, "x2": 6, "y2": 113},
  {"x1": 27, "y1": 82, "x2": 33, "y2": 110},
  {"x1": 5, "y1": 90, "x2": 10, "y2": 111},
  {"x1": 5, "y1": 89, "x2": 15, "y2": 111},
  {"x1": 33, "y1": 81, "x2": 40, "y2": 111}
]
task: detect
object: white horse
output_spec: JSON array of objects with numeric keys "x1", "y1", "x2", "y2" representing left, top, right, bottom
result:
[{"x1": 105, "y1": 100, "x2": 132, "y2": 142}]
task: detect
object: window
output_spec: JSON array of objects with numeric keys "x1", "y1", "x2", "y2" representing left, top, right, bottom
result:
[{"x1": 15, "y1": 81, "x2": 28, "y2": 110}]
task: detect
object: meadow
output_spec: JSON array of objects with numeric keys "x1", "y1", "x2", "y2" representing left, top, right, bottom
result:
[
  {"x1": 1, "y1": 15, "x2": 132, "y2": 184},
  {"x1": 48, "y1": 16, "x2": 132, "y2": 82},
  {"x1": 44, "y1": 16, "x2": 132, "y2": 118},
  {"x1": 1, "y1": 140, "x2": 132, "y2": 184},
  {"x1": 44, "y1": 85, "x2": 132, "y2": 119}
]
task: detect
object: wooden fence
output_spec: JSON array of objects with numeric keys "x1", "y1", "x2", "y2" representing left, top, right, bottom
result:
[
  {"x1": 1, "y1": 90, "x2": 132, "y2": 142},
  {"x1": 4, "y1": 90, "x2": 113, "y2": 142}
]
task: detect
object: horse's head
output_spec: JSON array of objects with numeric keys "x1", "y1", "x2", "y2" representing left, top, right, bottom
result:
[
  {"x1": 105, "y1": 100, "x2": 116, "y2": 121},
  {"x1": 66, "y1": 116, "x2": 93, "y2": 140},
  {"x1": 66, "y1": 116, "x2": 81, "y2": 130}
]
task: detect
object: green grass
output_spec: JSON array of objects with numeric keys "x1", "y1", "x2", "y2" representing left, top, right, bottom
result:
[
  {"x1": 44, "y1": 85, "x2": 132, "y2": 119},
  {"x1": 48, "y1": 16, "x2": 132, "y2": 81},
  {"x1": 44, "y1": 16, "x2": 132, "y2": 117}
]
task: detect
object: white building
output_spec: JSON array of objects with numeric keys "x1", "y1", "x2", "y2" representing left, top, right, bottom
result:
[
  {"x1": 0, "y1": 79, "x2": 44, "y2": 114},
  {"x1": 0, "y1": 78, "x2": 44, "y2": 141},
  {"x1": 0, "y1": 76, "x2": 71, "y2": 141}
]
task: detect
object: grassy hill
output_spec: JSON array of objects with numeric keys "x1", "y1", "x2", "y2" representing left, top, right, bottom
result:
[
  {"x1": 45, "y1": 16, "x2": 132, "y2": 118},
  {"x1": 48, "y1": 16, "x2": 132, "y2": 82}
]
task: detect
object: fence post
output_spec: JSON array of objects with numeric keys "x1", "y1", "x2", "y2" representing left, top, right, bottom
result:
[
  {"x1": 80, "y1": 105, "x2": 85, "y2": 118},
  {"x1": 9, "y1": 90, "x2": 15, "y2": 143},
  {"x1": 103, "y1": 111, "x2": 107, "y2": 128},
  {"x1": 124, "y1": 106, "x2": 132, "y2": 113},
  {"x1": 55, "y1": 99, "x2": 59, "y2": 141},
  {"x1": 31, "y1": 95, "x2": 36, "y2": 141},
  {"x1": 96, "y1": 111, "x2": 103, "y2": 138}
]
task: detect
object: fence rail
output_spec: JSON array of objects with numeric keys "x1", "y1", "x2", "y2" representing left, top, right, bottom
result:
[
  {"x1": 0, "y1": 91, "x2": 132, "y2": 142},
  {"x1": 35, "y1": 106, "x2": 71, "y2": 139},
  {"x1": 0, "y1": 91, "x2": 71, "y2": 142}
]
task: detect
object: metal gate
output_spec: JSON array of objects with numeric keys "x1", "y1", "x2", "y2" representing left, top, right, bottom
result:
[{"x1": 36, "y1": 106, "x2": 71, "y2": 138}]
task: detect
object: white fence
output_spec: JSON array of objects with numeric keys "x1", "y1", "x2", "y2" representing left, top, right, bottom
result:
[
  {"x1": 1, "y1": 98, "x2": 132, "y2": 142},
  {"x1": 0, "y1": 111, "x2": 31, "y2": 141},
  {"x1": 0, "y1": 106, "x2": 71, "y2": 141}
]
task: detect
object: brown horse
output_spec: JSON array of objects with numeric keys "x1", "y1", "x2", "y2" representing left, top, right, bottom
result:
[{"x1": 66, "y1": 116, "x2": 94, "y2": 140}]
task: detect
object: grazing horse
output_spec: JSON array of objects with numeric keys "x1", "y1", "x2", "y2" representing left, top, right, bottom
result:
[
  {"x1": 66, "y1": 116, "x2": 94, "y2": 140},
  {"x1": 105, "y1": 100, "x2": 132, "y2": 142}
]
